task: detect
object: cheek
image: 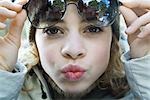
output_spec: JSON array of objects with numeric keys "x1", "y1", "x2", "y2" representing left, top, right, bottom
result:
[
  {"x1": 35, "y1": 33, "x2": 56, "y2": 67},
  {"x1": 38, "y1": 45, "x2": 56, "y2": 66},
  {"x1": 44, "y1": 49, "x2": 56, "y2": 65},
  {"x1": 38, "y1": 47, "x2": 58, "y2": 78},
  {"x1": 94, "y1": 47, "x2": 110, "y2": 65},
  {"x1": 87, "y1": 41, "x2": 111, "y2": 78},
  {"x1": 93, "y1": 45, "x2": 110, "y2": 66},
  {"x1": 88, "y1": 38, "x2": 111, "y2": 67},
  {"x1": 89, "y1": 28, "x2": 112, "y2": 68}
]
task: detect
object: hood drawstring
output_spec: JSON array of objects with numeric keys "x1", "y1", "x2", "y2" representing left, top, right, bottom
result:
[
  {"x1": 39, "y1": 79, "x2": 47, "y2": 99},
  {"x1": 29, "y1": 69, "x2": 47, "y2": 99}
]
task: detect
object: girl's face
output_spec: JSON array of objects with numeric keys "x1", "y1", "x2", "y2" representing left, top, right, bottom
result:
[{"x1": 35, "y1": 3, "x2": 112, "y2": 95}]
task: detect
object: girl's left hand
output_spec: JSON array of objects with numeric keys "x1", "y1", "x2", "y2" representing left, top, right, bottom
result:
[{"x1": 119, "y1": 0, "x2": 150, "y2": 58}]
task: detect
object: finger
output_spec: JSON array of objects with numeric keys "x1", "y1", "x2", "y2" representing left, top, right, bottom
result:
[
  {"x1": 0, "y1": 1, "x2": 22, "y2": 12},
  {"x1": 119, "y1": 6, "x2": 138, "y2": 26},
  {"x1": 119, "y1": 0, "x2": 150, "y2": 9},
  {"x1": 0, "y1": 22, "x2": 6, "y2": 29},
  {"x1": 119, "y1": 6, "x2": 139, "y2": 44},
  {"x1": 126, "y1": 12, "x2": 150, "y2": 34},
  {"x1": 138, "y1": 23, "x2": 150, "y2": 38},
  {"x1": 0, "y1": 7, "x2": 17, "y2": 18},
  {"x1": 132, "y1": 8, "x2": 148, "y2": 17},
  {"x1": 6, "y1": 10, "x2": 27, "y2": 48}
]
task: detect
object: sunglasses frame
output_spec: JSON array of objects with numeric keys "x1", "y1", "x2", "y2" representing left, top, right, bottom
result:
[{"x1": 23, "y1": 0, "x2": 121, "y2": 29}]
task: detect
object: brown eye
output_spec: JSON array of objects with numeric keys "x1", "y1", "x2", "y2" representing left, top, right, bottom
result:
[
  {"x1": 86, "y1": 25, "x2": 103, "y2": 33},
  {"x1": 43, "y1": 27, "x2": 62, "y2": 35}
]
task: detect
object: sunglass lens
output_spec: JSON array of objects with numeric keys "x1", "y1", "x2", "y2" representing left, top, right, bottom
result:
[
  {"x1": 79, "y1": 0, "x2": 119, "y2": 26},
  {"x1": 24, "y1": 0, "x2": 66, "y2": 28}
]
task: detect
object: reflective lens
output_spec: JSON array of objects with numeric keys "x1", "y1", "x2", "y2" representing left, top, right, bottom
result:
[
  {"x1": 23, "y1": 0, "x2": 119, "y2": 28},
  {"x1": 79, "y1": 0, "x2": 119, "y2": 26},
  {"x1": 23, "y1": 0, "x2": 66, "y2": 28}
]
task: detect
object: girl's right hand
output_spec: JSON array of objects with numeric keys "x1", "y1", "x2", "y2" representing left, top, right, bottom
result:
[{"x1": 0, "y1": 0, "x2": 27, "y2": 71}]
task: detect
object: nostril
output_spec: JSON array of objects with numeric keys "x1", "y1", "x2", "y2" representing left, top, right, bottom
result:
[
  {"x1": 61, "y1": 45, "x2": 86, "y2": 59},
  {"x1": 63, "y1": 53, "x2": 72, "y2": 59},
  {"x1": 63, "y1": 52, "x2": 85, "y2": 59},
  {"x1": 78, "y1": 53, "x2": 83, "y2": 57},
  {"x1": 66, "y1": 53, "x2": 72, "y2": 58}
]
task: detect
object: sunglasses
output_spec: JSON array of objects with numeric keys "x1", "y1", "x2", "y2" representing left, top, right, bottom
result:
[{"x1": 23, "y1": 0, "x2": 120, "y2": 29}]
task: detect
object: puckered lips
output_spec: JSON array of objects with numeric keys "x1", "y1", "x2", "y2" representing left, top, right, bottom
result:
[{"x1": 61, "y1": 64, "x2": 86, "y2": 81}]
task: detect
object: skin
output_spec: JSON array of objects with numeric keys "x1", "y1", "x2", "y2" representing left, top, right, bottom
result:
[
  {"x1": 0, "y1": 0, "x2": 149, "y2": 96},
  {"x1": 119, "y1": 0, "x2": 150, "y2": 58},
  {"x1": 0, "y1": 0, "x2": 27, "y2": 71},
  {"x1": 35, "y1": 4, "x2": 112, "y2": 95},
  {"x1": 0, "y1": 0, "x2": 149, "y2": 68}
]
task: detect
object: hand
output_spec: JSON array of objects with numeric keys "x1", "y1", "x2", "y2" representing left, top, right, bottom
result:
[
  {"x1": 119, "y1": 0, "x2": 150, "y2": 58},
  {"x1": 0, "y1": 0, "x2": 27, "y2": 71}
]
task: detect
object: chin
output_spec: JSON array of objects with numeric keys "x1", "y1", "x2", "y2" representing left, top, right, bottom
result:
[
  {"x1": 48, "y1": 76, "x2": 98, "y2": 98},
  {"x1": 62, "y1": 89, "x2": 89, "y2": 98},
  {"x1": 65, "y1": 88, "x2": 86, "y2": 94},
  {"x1": 60, "y1": 83, "x2": 97, "y2": 98}
]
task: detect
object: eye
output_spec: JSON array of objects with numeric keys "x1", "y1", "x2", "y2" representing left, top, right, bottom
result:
[
  {"x1": 43, "y1": 26, "x2": 63, "y2": 36},
  {"x1": 85, "y1": 25, "x2": 103, "y2": 33}
]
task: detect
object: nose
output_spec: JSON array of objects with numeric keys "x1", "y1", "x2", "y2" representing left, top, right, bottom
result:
[{"x1": 61, "y1": 35, "x2": 86, "y2": 60}]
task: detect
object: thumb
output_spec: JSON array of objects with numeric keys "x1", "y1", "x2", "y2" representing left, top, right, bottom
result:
[{"x1": 7, "y1": 9, "x2": 27, "y2": 48}]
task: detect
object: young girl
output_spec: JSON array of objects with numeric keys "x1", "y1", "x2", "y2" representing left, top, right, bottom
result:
[{"x1": 0, "y1": 0, "x2": 150, "y2": 99}]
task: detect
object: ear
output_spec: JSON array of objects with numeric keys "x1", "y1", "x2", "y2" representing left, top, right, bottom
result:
[{"x1": 18, "y1": 42, "x2": 39, "y2": 71}]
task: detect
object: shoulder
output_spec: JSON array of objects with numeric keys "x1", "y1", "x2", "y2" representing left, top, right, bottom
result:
[{"x1": 121, "y1": 52, "x2": 150, "y2": 99}]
